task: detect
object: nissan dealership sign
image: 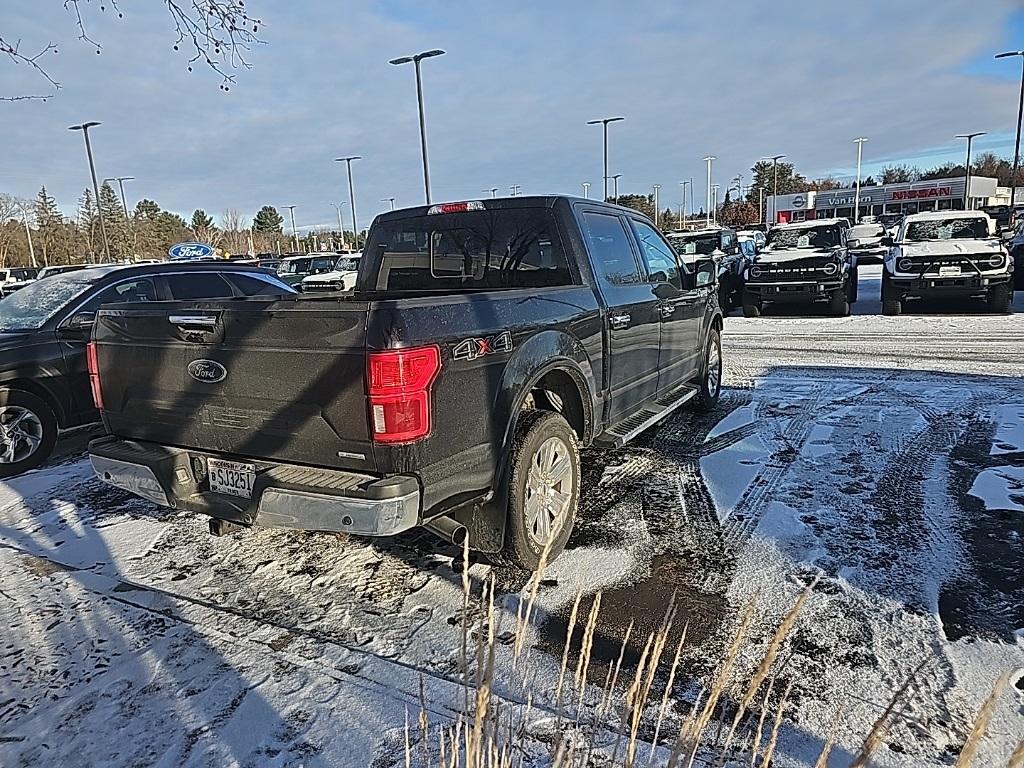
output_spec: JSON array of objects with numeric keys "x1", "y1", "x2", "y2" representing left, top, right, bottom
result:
[{"x1": 814, "y1": 176, "x2": 993, "y2": 210}]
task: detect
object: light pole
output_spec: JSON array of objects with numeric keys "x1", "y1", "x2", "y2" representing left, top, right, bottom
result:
[
  {"x1": 679, "y1": 180, "x2": 690, "y2": 230},
  {"x1": 711, "y1": 184, "x2": 720, "y2": 225},
  {"x1": 703, "y1": 156, "x2": 715, "y2": 227},
  {"x1": 16, "y1": 203, "x2": 37, "y2": 268},
  {"x1": 282, "y1": 205, "x2": 298, "y2": 252},
  {"x1": 582, "y1": 182, "x2": 590, "y2": 199},
  {"x1": 587, "y1": 116, "x2": 625, "y2": 200},
  {"x1": 510, "y1": 185, "x2": 521, "y2": 197},
  {"x1": 652, "y1": 184, "x2": 661, "y2": 227},
  {"x1": 381, "y1": 197, "x2": 396, "y2": 211},
  {"x1": 331, "y1": 202, "x2": 347, "y2": 248},
  {"x1": 758, "y1": 186, "x2": 765, "y2": 225},
  {"x1": 69, "y1": 121, "x2": 110, "y2": 262},
  {"x1": 611, "y1": 174, "x2": 622, "y2": 200},
  {"x1": 955, "y1": 132, "x2": 986, "y2": 210},
  {"x1": 389, "y1": 49, "x2": 445, "y2": 204},
  {"x1": 103, "y1": 176, "x2": 134, "y2": 218},
  {"x1": 765, "y1": 154, "x2": 785, "y2": 225},
  {"x1": 335, "y1": 156, "x2": 361, "y2": 247},
  {"x1": 483, "y1": 188, "x2": 498, "y2": 198},
  {"x1": 996, "y1": 50, "x2": 1024, "y2": 218},
  {"x1": 853, "y1": 138, "x2": 868, "y2": 223}
]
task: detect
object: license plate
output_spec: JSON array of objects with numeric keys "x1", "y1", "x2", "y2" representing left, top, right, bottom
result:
[
  {"x1": 207, "y1": 458, "x2": 256, "y2": 498},
  {"x1": 938, "y1": 265, "x2": 961, "y2": 277}
]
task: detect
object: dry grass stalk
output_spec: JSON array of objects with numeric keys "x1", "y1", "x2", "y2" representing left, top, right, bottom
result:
[
  {"x1": 679, "y1": 594, "x2": 760, "y2": 768},
  {"x1": 759, "y1": 680, "x2": 794, "y2": 768},
  {"x1": 667, "y1": 686, "x2": 706, "y2": 768},
  {"x1": 849, "y1": 657, "x2": 930, "y2": 768},
  {"x1": 625, "y1": 601, "x2": 678, "y2": 768},
  {"x1": 467, "y1": 575, "x2": 499, "y2": 768},
  {"x1": 719, "y1": 581, "x2": 814, "y2": 760},
  {"x1": 600, "y1": 618, "x2": 636, "y2": 721},
  {"x1": 512, "y1": 535, "x2": 555, "y2": 666},
  {"x1": 405, "y1": 707, "x2": 413, "y2": 768},
  {"x1": 811, "y1": 703, "x2": 846, "y2": 768},
  {"x1": 419, "y1": 673, "x2": 432, "y2": 768},
  {"x1": 748, "y1": 672, "x2": 777, "y2": 767},
  {"x1": 611, "y1": 631, "x2": 656, "y2": 766},
  {"x1": 955, "y1": 670, "x2": 1012, "y2": 768},
  {"x1": 648, "y1": 623, "x2": 690, "y2": 767},
  {"x1": 460, "y1": 534, "x2": 471, "y2": 714},
  {"x1": 438, "y1": 724, "x2": 447, "y2": 768},
  {"x1": 1006, "y1": 739, "x2": 1024, "y2": 768},
  {"x1": 573, "y1": 591, "x2": 604, "y2": 708}
]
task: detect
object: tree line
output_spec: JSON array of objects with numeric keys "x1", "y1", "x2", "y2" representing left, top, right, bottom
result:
[{"x1": 0, "y1": 186, "x2": 361, "y2": 268}]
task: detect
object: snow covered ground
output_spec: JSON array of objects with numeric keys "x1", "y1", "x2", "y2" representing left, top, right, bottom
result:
[{"x1": 1, "y1": 266, "x2": 1022, "y2": 766}]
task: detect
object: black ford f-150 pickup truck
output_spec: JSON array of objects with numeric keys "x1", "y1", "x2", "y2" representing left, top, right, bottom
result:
[{"x1": 89, "y1": 197, "x2": 724, "y2": 569}]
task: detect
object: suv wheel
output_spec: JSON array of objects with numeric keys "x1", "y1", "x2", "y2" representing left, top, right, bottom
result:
[
  {"x1": 741, "y1": 290, "x2": 762, "y2": 318},
  {"x1": 847, "y1": 266, "x2": 859, "y2": 303},
  {"x1": 881, "y1": 274, "x2": 902, "y2": 316},
  {"x1": 692, "y1": 327, "x2": 723, "y2": 412},
  {"x1": 502, "y1": 410, "x2": 580, "y2": 570},
  {"x1": 0, "y1": 389, "x2": 57, "y2": 478},
  {"x1": 829, "y1": 288, "x2": 850, "y2": 317},
  {"x1": 988, "y1": 283, "x2": 1012, "y2": 314}
]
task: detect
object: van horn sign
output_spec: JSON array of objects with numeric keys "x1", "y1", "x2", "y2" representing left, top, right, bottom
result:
[{"x1": 168, "y1": 242, "x2": 215, "y2": 260}]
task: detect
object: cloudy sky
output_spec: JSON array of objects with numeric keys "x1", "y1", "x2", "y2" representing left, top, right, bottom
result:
[{"x1": 3, "y1": 1, "x2": 1023, "y2": 232}]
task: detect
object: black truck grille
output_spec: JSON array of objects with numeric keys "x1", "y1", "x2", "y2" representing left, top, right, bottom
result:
[{"x1": 752, "y1": 261, "x2": 834, "y2": 281}]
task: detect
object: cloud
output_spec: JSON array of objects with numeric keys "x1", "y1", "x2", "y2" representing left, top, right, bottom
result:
[{"x1": 2, "y1": 0, "x2": 1020, "y2": 231}]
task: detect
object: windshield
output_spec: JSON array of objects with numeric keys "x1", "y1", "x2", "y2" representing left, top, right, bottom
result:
[
  {"x1": 904, "y1": 218, "x2": 989, "y2": 242},
  {"x1": 850, "y1": 224, "x2": 884, "y2": 240},
  {"x1": 278, "y1": 258, "x2": 311, "y2": 274},
  {"x1": 667, "y1": 233, "x2": 720, "y2": 256},
  {"x1": 0, "y1": 274, "x2": 94, "y2": 331},
  {"x1": 333, "y1": 257, "x2": 360, "y2": 272},
  {"x1": 768, "y1": 225, "x2": 841, "y2": 250}
]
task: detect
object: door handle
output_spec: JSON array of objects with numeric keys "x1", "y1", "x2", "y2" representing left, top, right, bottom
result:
[
  {"x1": 609, "y1": 313, "x2": 631, "y2": 330},
  {"x1": 168, "y1": 314, "x2": 218, "y2": 328},
  {"x1": 658, "y1": 304, "x2": 676, "y2": 318}
]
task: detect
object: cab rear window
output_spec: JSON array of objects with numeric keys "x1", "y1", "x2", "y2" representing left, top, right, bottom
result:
[{"x1": 363, "y1": 208, "x2": 573, "y2": 292}]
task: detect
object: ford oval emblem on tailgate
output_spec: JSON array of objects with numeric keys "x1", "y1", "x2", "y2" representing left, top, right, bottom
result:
[{"x1": 188, "y1": 359, "x2": 227, "y2": 383}]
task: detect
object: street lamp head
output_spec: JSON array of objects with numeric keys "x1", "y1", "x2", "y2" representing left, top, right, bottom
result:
[
  {"x1": 335, "y1": 156, "x2": 362, "y2": 162},
  {"x1": 853, "y1": 137, "x2": 868, "y2": 143},
  {"x1": 995, "y1": 51, "x2": 1024, "y2": 59},
  {"x1": 389, "y1": 56, "x2": 414, "y2": 65},
  {"x1": 703, "y1": 155, "x2": 716, "y2": 162},
  {"x1": 587, "y1": 116, "x2": 625, "y2": 125},
  {"x1": 68, "y1": 121, "x2": 101, "y2": 131},
  {"x1": 955, "y1": 132, "x2": 987, "y2": 139},
  {"x1": 418, "y1": 49, "x2": 445, "y2": 60}
]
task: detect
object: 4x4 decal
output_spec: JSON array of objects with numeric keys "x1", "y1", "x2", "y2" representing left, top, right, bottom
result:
[{"x1": 453, "y1": 331, "x2": 513, "y2": 361}]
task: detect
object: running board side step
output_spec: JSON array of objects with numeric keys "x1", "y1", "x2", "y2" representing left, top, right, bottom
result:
[{"x1": 594, "y1": 384, "x2": 699, "y2": 447}]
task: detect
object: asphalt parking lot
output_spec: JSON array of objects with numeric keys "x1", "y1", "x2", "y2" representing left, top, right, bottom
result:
[{"x1": 1, "y1": 265, "x2": 1021, "y2": 767}]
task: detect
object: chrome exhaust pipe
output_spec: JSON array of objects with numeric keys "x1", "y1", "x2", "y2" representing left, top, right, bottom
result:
[{"x1": 424, "y1": 515, "x2": 468, "y2": 547}]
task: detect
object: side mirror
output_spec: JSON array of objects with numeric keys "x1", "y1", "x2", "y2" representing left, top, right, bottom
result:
[
  {"x1": 695, "y1": 259, "x2": 717, "y2": 288},
  {"x1": 880, "y1": 236, "x2": 894, "y2": 247},
  {"x1": 653, "y1": 282, "x2": 681, "y2": 300},
  {"x1": 847, "y1": 238, "x2": 861, "y2": 249}
]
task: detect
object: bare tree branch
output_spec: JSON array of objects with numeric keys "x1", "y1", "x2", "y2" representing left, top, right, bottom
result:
[{"x1": 2, "y1": 0, "x2": 263, "y2": 101}]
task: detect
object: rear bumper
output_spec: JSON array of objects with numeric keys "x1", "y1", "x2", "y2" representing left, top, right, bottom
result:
[
  {"x1": 746, "y1": 279, "x2": 844, "y2": 302},
  {"x1": 89, "y1": 436, "x2": 421, "y2": 536},
  {"x1": 889, "y1": 273, "x2": 1011, "y2": 295}
]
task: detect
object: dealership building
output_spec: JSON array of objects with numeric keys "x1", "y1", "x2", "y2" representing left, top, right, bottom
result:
[{"x1": 765, "y1": 175, "x2": 998, "y2": 224}]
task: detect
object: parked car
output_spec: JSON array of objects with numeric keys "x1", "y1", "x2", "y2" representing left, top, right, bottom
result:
[
  {"x1": 665, "y1": 227, "x2": 749, "y2": 312},
  {"x1": 737, "y1": 229, "x2": 767, "y2": 252},
  {"x1": 0, "y1": 262, "x2": 294, "y2": 477},
  {"x1": 275, "y1": 253, "x2": 339, "y2": 287},
  {"x1": 1005, "y1": 219, "x2": 1024, "y2": 291},
  {"x1": 881, "y1": 211, "x2": 1013, "y2": 315},
  {"x1": 0, "y1": 268, "x2": 39, "y2": 297},
  {"x1": 300, "y1": 253, "x2": 362, "y2": 292},
  {"x1": 847, "y1": 222, "x2": 889, "y2": 264},
  {"x1": 742, "y1": 218, "x2": 858, "y2": 317},
  {"x1": 258, "y1": 258, "x2": 282, "y2": 272},
  {"x1": 89, "y1": 196, "x2": 724, "y2": 570}
]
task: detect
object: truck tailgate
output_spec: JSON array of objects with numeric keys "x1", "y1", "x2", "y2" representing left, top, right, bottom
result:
[{"x1": 93, "y1": 300, "x2": 374, "y2": 471}]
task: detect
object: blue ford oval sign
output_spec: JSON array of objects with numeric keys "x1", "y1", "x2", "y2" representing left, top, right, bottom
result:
[
  {"x1": 188, "y1": 359, "x2": 227, "y2": 383},
  {"x1": 168, "y1": 242, "x2": 215, "y2": 260}
]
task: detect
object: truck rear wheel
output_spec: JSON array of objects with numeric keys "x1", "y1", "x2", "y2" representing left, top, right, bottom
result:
[
  {"x1": 988, "y1": 283, "x2": 1012, "y2": 314},
  {"x1": 829, "y1": 289, "x2": 850, "y2": 317},
  {"x1": 847, "y1": 266, "x2": 859, "y2": 303},
  {"x1": 691, "y1": 327, "x2": 722, "y2": 412},
  {"x1": 741, "y1": 291, "x2": 762, "y2": 318},
  {"x1": 0, "y1": 389, "x2": 57, "y2": 478},
  {"x1": 502, "y1": 410, "x2": 579, "y2": 571},
  {"x1": 881, "y1": 274, "x2": 902, "y2": 316}
]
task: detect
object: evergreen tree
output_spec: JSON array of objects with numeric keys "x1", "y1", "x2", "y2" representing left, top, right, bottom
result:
[
  {"x1": 191, "y1": 209, "x2": 214, "y2": 231},
  {"x1": 99, "y1": 181, "x2": 130, "y2": 259},
  {"x1": 34, "y1": 186, "x2": 62, "y2": 266},
  {"x1": 77, "y1": 188, "x2": 99, "y2": 259},
  {"x1": 253, "y1": 205, "x2": 284, "y2": 234}
]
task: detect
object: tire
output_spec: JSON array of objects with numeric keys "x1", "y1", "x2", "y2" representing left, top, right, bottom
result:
[
  {"x1": 988, "y1": 283, "x2": 1012, "y2": 314},
  {"x1": 848, "y1": 267, "x2": 859, "y2": 303},
  {"x1": 881, "y1": 274, "x2": 902, "y2": 316},
  {"x1": 717, "y1": 281, "x2": 731, "y2": 314},
  {"x1": 692, "y1": 326, "x2": 723, "y2": 412},
  {"x1": 741, "y1": 290, "x2": 762, "y2": 318},
  {"x1": 0, "y1": 389, "x2": 57, "y2": 478},
  {"x1": 501, "y1": 410, "x2": 580, "y2": 571},
  {"x1": 829, "y1": 289, "x2": 850, "y2": 317}
]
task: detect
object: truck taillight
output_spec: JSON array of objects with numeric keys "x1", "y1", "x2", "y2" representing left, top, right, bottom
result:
[
  {"x1": 368, "y1": 345, "x2": 441, "y2": 443},
  {"x1": 86, "y1": 341, "x2": 104, "y2": 410}
]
